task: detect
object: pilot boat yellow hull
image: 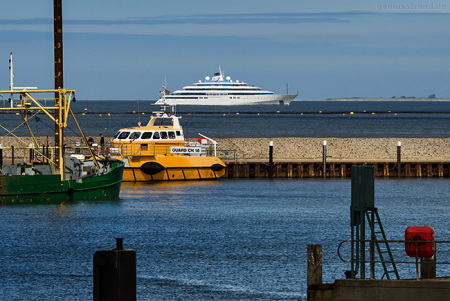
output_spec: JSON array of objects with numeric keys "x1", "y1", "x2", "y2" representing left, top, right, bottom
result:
[{"x1": 120, "y1": 156, "x2": 226, "y2": 181}]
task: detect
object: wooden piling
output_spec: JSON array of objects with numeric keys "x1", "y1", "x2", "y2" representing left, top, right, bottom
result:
[
  {"x1": 224, "y1": 161, "x2": 450, "y2": 178},
  {"x1": 307, "y1": 245, "x2": 323, "y2": 287}
]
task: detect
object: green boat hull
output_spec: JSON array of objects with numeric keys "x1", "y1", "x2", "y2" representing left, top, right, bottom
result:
[{"x1": 0, "y1": 160, "x2": 124, "y2": 203}]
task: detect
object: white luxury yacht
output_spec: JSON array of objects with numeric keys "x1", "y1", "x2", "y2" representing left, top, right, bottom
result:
[{"x1": 154, "y1": 68, "x2": 297, "y2": 106}]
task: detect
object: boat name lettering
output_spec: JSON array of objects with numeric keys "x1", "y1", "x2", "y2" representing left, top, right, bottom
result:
[{"x1": 171, "y1": 147, "x2": 201, "y2": 154}]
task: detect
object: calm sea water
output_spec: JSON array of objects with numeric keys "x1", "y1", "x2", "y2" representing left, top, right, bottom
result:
[
  {"x1": 0, "y1": 179, "x2": 448, "y2": 300},
  {"x1": 1, "y1": 100, "x2": 449, "y2": 138}
]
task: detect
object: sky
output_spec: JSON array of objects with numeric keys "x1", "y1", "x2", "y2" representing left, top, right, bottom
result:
[{"x1": 1, "y1": 0, "x2": 450, "y2": 100}]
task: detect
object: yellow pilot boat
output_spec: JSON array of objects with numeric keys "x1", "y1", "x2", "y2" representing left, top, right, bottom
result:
[{"x1": 109, "y1": 102, "x2": 226, "y2": 181}]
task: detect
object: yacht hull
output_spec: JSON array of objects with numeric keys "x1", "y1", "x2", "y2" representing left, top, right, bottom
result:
[{"x1": 155, "y1": 94, "x2": 297, "y2": 106}]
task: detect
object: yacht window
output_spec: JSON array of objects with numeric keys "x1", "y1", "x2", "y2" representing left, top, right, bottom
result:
[
  {"x1": 160, "y1": 132, "x2": 168, "y2": 139},
  {"x1": 129, "y1": 132, "x2": 141, "y2": 140},
  {"x1": 153, "y1": 132, "x2": 160, "y2": 139},
  {"x1": 118, "y1": 131, "x2": 130, "y2": 139},
  {"x1": 168, "y1": 131, "x2": 176, "y2": 139},
  {"x1": 141, "y1": 132, "x2": 153, "y2": 139}
]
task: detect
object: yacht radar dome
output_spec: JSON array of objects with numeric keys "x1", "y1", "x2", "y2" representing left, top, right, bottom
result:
[
  {"x1": 205, "y1": 76, "x2": 210, "y2": 81},
  {"x1": 226, "y1": 76, "x2": 231, "y2": 81}
]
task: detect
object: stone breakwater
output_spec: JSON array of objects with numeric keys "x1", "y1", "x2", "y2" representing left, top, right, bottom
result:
[
  {"x1": 213, "y1": 138, "x2": 450, "y2": 162},
  {"x1": 0, "y1": 137, "x2": 449, "y2": 162}
]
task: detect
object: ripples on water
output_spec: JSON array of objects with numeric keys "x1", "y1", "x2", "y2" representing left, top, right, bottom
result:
[
  {"x1": 0, "y1": 179, "x2": 448, "y2": 300},
  {"x1": 1, "y1": 101, "x2": 449, "y2": 137}
]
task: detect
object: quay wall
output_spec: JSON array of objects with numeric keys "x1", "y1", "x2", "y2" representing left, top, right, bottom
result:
[
  {"x1": 224, "y1": 161, "x2": 450, "y2": 178},
  {"x1": 308, "y1": 279, "x2": 450, "y2": 301}
]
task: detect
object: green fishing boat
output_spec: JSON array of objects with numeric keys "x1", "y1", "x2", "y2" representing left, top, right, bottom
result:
[
  {"x1": 0, "y1": 87, "x2": 125, "y2": 203},
  {"x1": 0, "y1": 1, "x2": 124, "y2": 203}
]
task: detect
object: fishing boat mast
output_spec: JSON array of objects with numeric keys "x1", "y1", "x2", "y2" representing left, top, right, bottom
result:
[{"x1": 54, "y1": 0, "x2": 64, "y2": 174}]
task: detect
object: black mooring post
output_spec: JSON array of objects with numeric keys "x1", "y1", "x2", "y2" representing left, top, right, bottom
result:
[
  {"x1": 0, "y1": 146, "x2": 3, "y2": 166},
  {"x1": 268, "y1": 141, "x2": 273, "y2": 179},
  {"x1": 11, "y1": 145, "x2": 14, "y2": 165},
  {"x1": 94, "y1": 238, "x2": 136, "y2": 301},
  {"x1": 29, "y1": 144, "x2": 34, "y2": 163},
  {"x1": 397, "y1": 141, "x2": 401, "y2": 178},
  {"x1": 322, "y1": 141, "x2": 327, "y2": 178}
]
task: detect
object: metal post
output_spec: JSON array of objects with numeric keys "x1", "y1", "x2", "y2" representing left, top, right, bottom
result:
[
  {"x1": 29, "y1": 144, "x2": 34, "y2": 163},
  {"x1": 0, "y1": 144, "x2": 3, "y2": 166},
  {"x1": 397, "y1": 141, "x2": 401, "y2": 178},
  {"x1": 11, "y1": 145, "x2": 14, "y2": 165},
  {"x1": 268, "y1": 141, "x2": 273, "y2": 179},
  {"x1": 421, "y1": 254, "x2": 436, "y2": 279},
  {"x1": 370, "y1": 211, "x2": 375, "y2": 279},
  {"x1": 322, "y1": 141, "x2": 327, "y2": 178}
]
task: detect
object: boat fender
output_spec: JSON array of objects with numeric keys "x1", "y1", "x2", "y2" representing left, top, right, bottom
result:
[
  {"x1": 211, "y1": 163, "x2": 225, "y2": 172},
  {"x1": 67, "y1": 188, "x2": 74, "y2": 196},
  {"x1": 140, "y1": 162, "x2": 165, "y2": 175}
]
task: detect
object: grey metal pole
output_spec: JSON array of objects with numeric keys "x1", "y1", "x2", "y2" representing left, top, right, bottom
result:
[
  {"x1": 397, "y1": 141, "x2": 401, "y2": 178},
  {"x1": 323, "y1": 141, "x2": 327, "y2": 178}
]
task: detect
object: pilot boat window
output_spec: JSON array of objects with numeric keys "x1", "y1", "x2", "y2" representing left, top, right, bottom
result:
[
  {"x1": 118, "y1": 131, "x2": 130, "y2": 139},
  {"x1": 153, "y1": 132, "x2": 160, "y2": 139},
  {"x1": 129, "y1": 132, "x2": 141, "y2": 140},
  {"x1": 141, "y1": 144, "x2": 148, "y2": 151},
  {"x1": 154, "y1": 118, "x2": 172, "y2": 126},
  {"x1": 142, "y1": 132, "x2": 153, "y2": 139},
  {"x1": 113, "y1": 131, "x2": 121, "y2": 139},
  {"x1": 168, "y1": 131, "x2": 176, "y2": 139},
  {"x1": 176, "y1": 131, "x2": 182, "y2": 136},
  {"x1": 160, "y1": 132, "x2": 168, "y2": 139}
]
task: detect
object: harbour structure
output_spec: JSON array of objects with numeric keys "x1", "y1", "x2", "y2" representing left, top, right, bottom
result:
[
  {"x1": 306, "y1": 166, "x2": 449, "y2": 301},
  {"x1": 154, "y1": 67, "x2": 297, "y2": 106},
  {"x1": 0, "y1": 1, "x2": 124, "y2": 202},
  {"x1": 109, "y1": 101, "x2": 226, "y2": 181}
]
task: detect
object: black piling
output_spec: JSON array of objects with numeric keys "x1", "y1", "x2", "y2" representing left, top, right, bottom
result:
[
  {"x1": 11, "y1": 146, "x2": 14, "y2": 165},
  {"x1": 268, "y1": 141, "x2": 273, "y2": 179},
  {"x1": 0, "y1": 146, "x2": 3, "y2": 166},
  {"x1": 93, "y1": 238, "x2": 136, "y2": 301},
  {"x1": 397, "y1": 141, "x2": 401, "y2": 178},
  {"x1": 322, "y1": 141, "x2": 327, "y2": 178},
  {"x1": 29, "y1": 145, "x2": 34, "y2": 162}
]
